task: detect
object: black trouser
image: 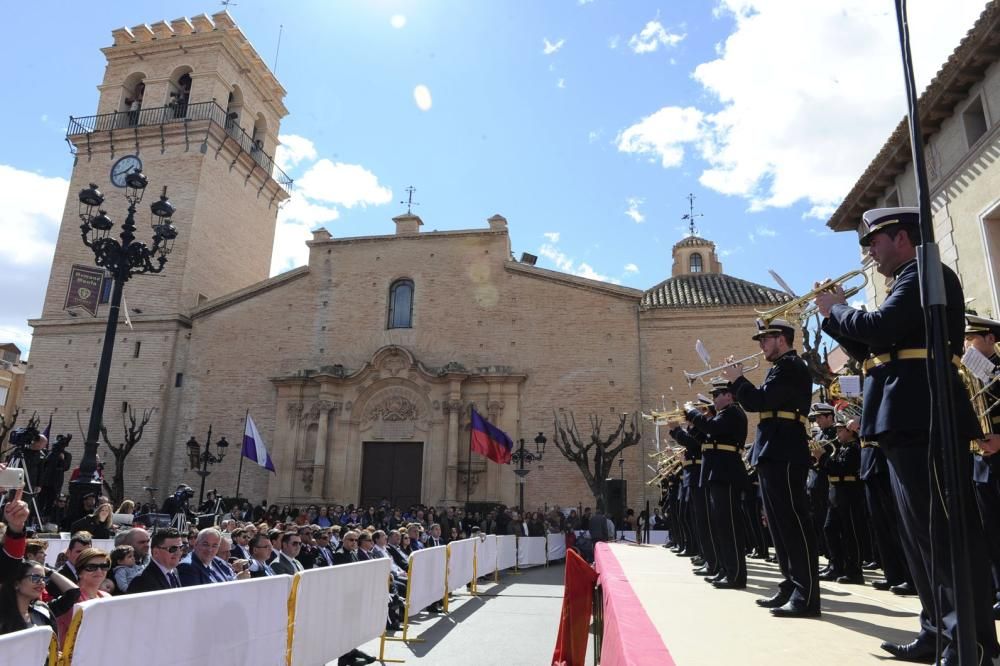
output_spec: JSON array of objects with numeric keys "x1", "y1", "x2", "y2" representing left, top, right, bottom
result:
[
  {"x1": 882, "y1": 433, "x2": 998, "y2": 658},
  {"x1": 807, "y1": 472, "x2": 829, "y2": 558},
  {"x1": 973, "y1": 477, "x2": 1000, "y2": 595},
  {"x1": 708, "y1": 481, "x2": 746, "y2": 584},
  {"x1": 690, "y1": 482, "x2": 717, "y2": 572},
  {"x1": 676, "y1": 489, "x2": 692, "y2": 553},
  {"x1": 864, "y1": 470, "x2": 911, "y2": 585},
  {"x1": 823, "y1": 484, "x2": 865, "y2": 577},
  {"x1": 742, "y1": 484, "x2": 768, "y2": 556},
  {"x1": 757, "y1": 460, "x2": 819, "y2": 610}
]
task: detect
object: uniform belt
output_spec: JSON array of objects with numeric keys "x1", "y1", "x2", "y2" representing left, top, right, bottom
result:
[
  {"x1": 861, "y1": 440, "x2": 879, "y2": 448},
  {"x1": 829, "y1": 475, "x2": 858, "y2": 483},
  {"x1": 992, "y1": 416, "x2": 1000, "y2": 425},
  {"x1": 760, "y1": 411, "x2": 809, "y2": 426},
  {"x1": 702, "y1": 443, "x2": 740, "y2": 453},
  {"x1": 861, "y1": 348, "x2": 962, "y2": 374},
  {"x1": 683, "y1": 460, "x2": 702, "y2": 467}
]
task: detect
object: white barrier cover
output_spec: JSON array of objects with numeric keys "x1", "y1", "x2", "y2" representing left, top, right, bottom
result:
[
  {"x1": 497, "y1": 535, "x2": 517, "y2": 571},
  {"x1": 289, "y1": 558, "x2": 390, "y2": 666},
  {"x1": 475, "y1": 534, "x2": 497, "y2": 578},
  {"x1": 517, "y1": 536, "x2": 547, "y2": 568},
  {"x1": 43, "y1": 538, "x2": 115, "y2": 567},
  {"x1": 67, "y1": 575, "x2": 291, "y2": 665},
  {"x1": 407, "y1": 545, "x2": 447, "y2": 613},
  {"x1": 573, "y1": 530, "x2": 669, "y2": 545},
  {"x1": 446, "y1": 538, "x2": 476, "y2": 592},
  {"x1": 0, "y1": 626, "x2": 51, "y2": 666},
  {"x1": 546, "y1": 534, "x2": 567, "y2": 561}
]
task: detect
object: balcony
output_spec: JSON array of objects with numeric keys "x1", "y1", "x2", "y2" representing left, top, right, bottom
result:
[{"x1": 67, "y1": 101, "x2": 293, "y2": 193}]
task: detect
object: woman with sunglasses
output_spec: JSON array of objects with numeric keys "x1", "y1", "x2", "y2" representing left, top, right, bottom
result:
[
  {"x1": 0, "y1": 559, "x2": 78, "y2": 636},
  {"x1": 54, "y1": 548, "x2": 111, "y2": 644}
]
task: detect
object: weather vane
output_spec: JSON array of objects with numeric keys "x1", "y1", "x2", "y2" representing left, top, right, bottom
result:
[
  {"x1": 681, "y1": 192, "x2": 703, "y2": 236},
  {"x1": 221, "y1": 0, "x2": 237, "y2": 7},
  {"x1": 400, "y1": 186, "x2": 419, "y2": 215}
]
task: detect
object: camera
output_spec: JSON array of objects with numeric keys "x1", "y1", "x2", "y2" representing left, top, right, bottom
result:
[{"x1": 9, "y1": 426, "x2": 40, "y2": 448}]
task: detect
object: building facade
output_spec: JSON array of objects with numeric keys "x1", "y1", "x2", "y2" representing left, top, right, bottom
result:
[{"x1": 22, "y1": 14, "x2": 789, "y2": 512}]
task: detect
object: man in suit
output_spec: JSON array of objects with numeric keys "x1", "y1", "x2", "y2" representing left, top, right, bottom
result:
[
  {"x1": 679, "y1": 377, "x2": 750, "y2": 589},
  {"x1": 722, "y1": 317, "x2": 818, "y2": 618},
  {"x1": 817, "y1": 208, "x2": 999, "y2": 663},
  {"x1": 385, "y1": 530, "x2": 410, "y2": 573},
  {"x1": 588, "y1": 502, "x2": 610, "y2": 543},
  {"x1": 332, "y1": 530, "x2": 361, "y2": 565},
  {"x1": 229, "y1": 528, "x2": 252, "y2": 561},
  {"x1": 271, "y1": 530, "x2": 305, "y2": 575},
  {"x1": 178, "y1": 528, "x2": 241, "y2": 586},
  {"x1": 424, "y1": 523, "x2": 444, "y2": 548},
  {"x1": 313, "y1": 530, "x2": 336, "y2": 567},
  {"x1": 127, "y1": 527, "x2": 184, "y2": 593},
  {"x1": 46, "y1": 531, "x2": 91, "y2": 597},
  {"x1": 247, "y1": 534, "x2": 277, "y2": 577}
]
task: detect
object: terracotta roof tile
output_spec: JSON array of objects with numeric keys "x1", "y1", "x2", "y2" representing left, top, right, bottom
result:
[{"x1": 641, "y1": 273, "x2": 791, "y2": 309}]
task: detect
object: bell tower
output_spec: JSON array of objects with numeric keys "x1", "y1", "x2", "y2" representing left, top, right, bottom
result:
[{"x1": 23, "y1": 12, "x2": 290, "y2": 499}]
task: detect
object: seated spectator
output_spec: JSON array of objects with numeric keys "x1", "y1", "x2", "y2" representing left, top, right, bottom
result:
[
  {"x1": 424, "y1": 523, "x2": 444, "y2": 548},
  {"x1": 0, "y1": 559, "x2": 78, "y2": 637},
  {"x1": 127, "y1": 528, "x2": 184, "y2": 593},
  {"x1": 25, "y1": 539, "x2": 48, "y2": 565},
  {"x1": 47, "y1": 531, "x2": 92, "y2": 597},
  {"x1": 271, "y1": 530, "x2": 304, "y2": 574},
  {"x1": 230, "y1": 528, "x2": 252, "y2": 561},
  {"x1": 55, "y1": 548, "x2": 111, "y2": 644},
  {"x1": 332, "y1": 530, "x2": 360, "y2": 565},
  {"x1": 384, "y1": 531, "x2": 409, "y2": 574},
  {"x1": 110, "y1": 545, "x2": 138, "y2": 594},
  {"x1": 116, "y1": 499, "x2": 135, "y2": 515},
  {"x1": 400, "y1": 531, "x2": 413, "y2": 556},
  {"x1": 328, "y1": 524, "x2": 342, "y2": 550},
  {"x1": 71, "y1": 502, "x2": 115, "y2": 539},
  {"x1": 118, "y1": 527, "x2": 151, "y2": 569},
  {"x1": 356, "y1": 531, "x2": 375, "y2": 560},
  {"x1": 178, "y1": 528, "x2": 242, "y2": 586},
  {"x1": 297, "y1": 526, "x2": 318, "y2": 570},
  {"x1": 247, "y1": 534, "x2": 277, "y2": 577}
]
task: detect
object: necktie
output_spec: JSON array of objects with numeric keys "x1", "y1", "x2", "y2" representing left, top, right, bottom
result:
[{"x1": 168, "y1": 572, "x2": 181, "y2": 588}]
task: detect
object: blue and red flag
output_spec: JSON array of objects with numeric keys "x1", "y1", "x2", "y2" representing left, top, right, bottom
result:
[{"x1": 470, "y1": 407, "x2": 513, "y2": 464}]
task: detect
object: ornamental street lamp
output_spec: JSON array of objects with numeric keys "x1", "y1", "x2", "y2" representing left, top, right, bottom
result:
[
  {"x1": 69, "y1": 174, "x2": 178, "y2": 519},
  {"x1": 511, "y1": 432, "x2": 547, "y2": 513},
  {"x1": 186, "y1": 425, "x2": 230, "y2": 506}
]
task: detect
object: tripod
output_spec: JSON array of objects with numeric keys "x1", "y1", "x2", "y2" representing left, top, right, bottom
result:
[
  {"x1": 615, "y1": 456, "x2": 635, "y2": 543},
  {"x1": 0, "y1": 449, "x2": 44, "y2": 531}
]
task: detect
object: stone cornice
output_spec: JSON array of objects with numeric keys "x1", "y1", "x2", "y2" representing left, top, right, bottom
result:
[
  {"x1": 505, "y1": 262, "x2": 644, "y2": 300},
  {"x1": 191, "y1": 266, "x2": 309, "y2": 318}
]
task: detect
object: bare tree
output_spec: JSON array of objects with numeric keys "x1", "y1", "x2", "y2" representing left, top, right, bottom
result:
[
  {"x1": 551, "y1": 410, "x2": 641, "y2": 507},
  {"x1": 99, "y1": 406, "x2": 155, "y2": 506},
  {"x1": 800, "y1": 319, "x2": 837, "y2": 389},
  {"x1": 0, "y1": 408, "x2": 19, "y2": 451}
]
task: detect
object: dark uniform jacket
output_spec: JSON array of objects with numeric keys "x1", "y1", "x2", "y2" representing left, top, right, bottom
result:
[
  {"x1": 669, "y1": 426, "x2": 704, "y2": 489},
  {"x1": 684, "y1": 404, "x2": 749, "y2": 485},
  {"x1": 818, "y1": 439, "x2": 862, "y2": 507},
  {"x1": 731, "y1": 350, "x2": 812, "y2": 466},
  {"x1": 807, "y1": 425, "x2": 836, "y2": 493},
  {"x1": 973, "y1": 353, "x2": 1000, "y2": 483},
  {"x1": 822, "y1": 259, "x2": 980, "y2": 442}
]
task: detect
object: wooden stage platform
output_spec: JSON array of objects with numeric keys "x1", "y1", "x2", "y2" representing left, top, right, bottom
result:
[{"x1": 593, "y1": 541, "x2": 935, "y2": 665}]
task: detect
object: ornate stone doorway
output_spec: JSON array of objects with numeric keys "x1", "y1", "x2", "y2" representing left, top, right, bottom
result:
[{"x1": 360, "y1": 441, "x2": 423, "y2": 508}]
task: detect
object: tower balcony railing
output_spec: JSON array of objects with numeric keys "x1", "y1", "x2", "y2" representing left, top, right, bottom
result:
[{"x1": 67, "y1": 101, "x2": 293, "y2": 192}]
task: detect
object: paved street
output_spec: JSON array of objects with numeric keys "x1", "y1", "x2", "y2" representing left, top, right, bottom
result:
[{"x1": 360, "y1": 564, "x2": 569, "y2": 666}]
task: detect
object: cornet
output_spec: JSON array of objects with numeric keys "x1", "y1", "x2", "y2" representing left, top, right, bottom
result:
[
  {"x1": 757, "y1": 259, "x2": 875, "y2": 326},
  {"x1": 684, "y1": 352, "x2": 764, "y2": 387}
]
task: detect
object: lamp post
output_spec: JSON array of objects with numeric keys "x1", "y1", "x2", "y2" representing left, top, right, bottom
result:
[
  {"x1": 69, "y1": 174, "x2": 178, "y2": 518},
  {"x1": 510, "y1": 432, "x2": 547, "y2": 513},
  {"x1": 186, "y1": 425, "x2": 230, "y2": 507}
]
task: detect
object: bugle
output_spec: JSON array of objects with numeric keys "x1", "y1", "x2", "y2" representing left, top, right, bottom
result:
[
  {"x1": 758, "y1": 259, "x2": 875, "y2": 326},
  {"x1": 684, "y1": 352, "x2": 764, "y2": 387}
]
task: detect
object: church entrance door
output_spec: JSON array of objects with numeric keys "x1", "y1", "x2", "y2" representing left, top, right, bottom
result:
[{"x1": 360, "y1": 442, "x2": 423, "y2": 508}]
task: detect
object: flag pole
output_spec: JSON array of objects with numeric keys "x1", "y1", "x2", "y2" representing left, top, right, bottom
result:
[
  {"x1": 465, "y1": 404, "x2": 473, "y2": 510},
  {"x1": 235, "y1": 409, "x2": 248, "y2": 502}
]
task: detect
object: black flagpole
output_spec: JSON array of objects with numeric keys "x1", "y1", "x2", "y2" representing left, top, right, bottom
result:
[
  {"x1": 465, "y1": 404, "x2": 473, "y2": 510},
  {"x1": 893, "y1": 2, "x2": 976, "y2": 663},
  {"x1": 235, "y1": 409, "x2": 248, "y2": 502}
]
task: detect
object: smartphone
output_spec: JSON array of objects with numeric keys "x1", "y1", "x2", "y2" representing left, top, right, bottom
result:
[{"x1": 0, "y1": 467, "x2": 25, "y2": 490}]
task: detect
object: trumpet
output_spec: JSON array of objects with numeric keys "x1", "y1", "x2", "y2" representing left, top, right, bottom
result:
[
  {"x1": 644, "y1": 408, "x2": 688, "y2": 422},
  {"x1": 757, "y1": 259, "x2": 875, "y2": 326},
  {"x1": 684, "y1": 352, "x2": 764, "y2": 387}
]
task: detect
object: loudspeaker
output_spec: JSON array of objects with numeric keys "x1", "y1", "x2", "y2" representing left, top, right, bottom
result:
[{"x1": 606, "y1": 479, "x2": 627, "y2": 529}]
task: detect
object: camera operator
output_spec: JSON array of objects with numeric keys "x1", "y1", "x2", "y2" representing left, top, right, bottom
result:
[
  {"x1": 7, "y1": 427, "x2": 46, "y2": 493},
  {"x1": 161, "y1": 485, "x2": 195, "y2": 522},
  {"x1": 38, "y1": 434, "x2": 72, "y2": 518}
]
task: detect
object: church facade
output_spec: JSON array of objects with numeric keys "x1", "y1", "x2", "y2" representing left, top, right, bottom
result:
[{"x1": 22, "y1": 13, "x2": 788, "y2": 512}]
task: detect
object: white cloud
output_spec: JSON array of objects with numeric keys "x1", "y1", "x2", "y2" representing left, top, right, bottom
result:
[
  {"x1": 628, "y1": 20, "x2": 685, "y2": 54},
  {"x1": 608, "y1": 35, "x2": 620, "y2": 50},
  {"x1": 543, "y1": 38, "x2": 566, "y2": 55},
  {"x1": 390, "y1": 15, "x2": 406, "y2": 29},
  {"x1": 413, "y1": 85, "x2": 433, "y2": 111},
  {"x1": 624, "y1": 263, "x2": 639, "y2": 273},
  {"x1": 543, "y1": 231, "x2": 561, "y2": 243},
  {"x1": 557, "y1": 78, "x2": 566, "y2": 89},
  {"x1": 588, "y1": 130, "x2": 601, "y2": 143},
  {"x1": 0, "y1": 165, "x2": 67, "y2": 266},
  {"x1": 616, "y1": 106, "x2": 705, "y2": 168},
  {"x1": 625, "y1": 197, "x2": 645, "y2": 223},
  {"x1": 270, "y1": 137, "x2": 392, "y2": 273},
  {"x1": 579, "y1": 0, "x2": 594, "y2": 4},
  {"x1": 538, "y1": 243, "x2": 619, "y2": 284},
  {"x1": 755, "y1": 225, "x2": 777, "y2": 237},
  {"x1": 275, "y1": 134, "x2": 318, "y2": 171},
  {"x1": 617, "y1": 0, "x2": 989, "y2": 215}
]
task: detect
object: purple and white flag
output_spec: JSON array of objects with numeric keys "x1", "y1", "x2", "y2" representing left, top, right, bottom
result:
[{"x1": 242, "y1": 414, "x2": 275, "y2": 473}]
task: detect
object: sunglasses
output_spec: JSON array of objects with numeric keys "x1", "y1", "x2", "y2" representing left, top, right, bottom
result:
[
  {"x1": 81, "y1": 562, "x2": 111, "y2": 572},
  {"x1": 288, "y1": 541, "x2": 302, "y2": 546},
  {"x1": 25, "y1": 573, "x2": 49, "y2": 584},
  {"x1": 155, "y1": 545, "x2": 183, "y2": 554}
]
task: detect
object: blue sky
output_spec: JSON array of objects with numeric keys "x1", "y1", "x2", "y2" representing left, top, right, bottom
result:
[{"x1": 0, "y1": 0, "x2": 989, "y2": 355}]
